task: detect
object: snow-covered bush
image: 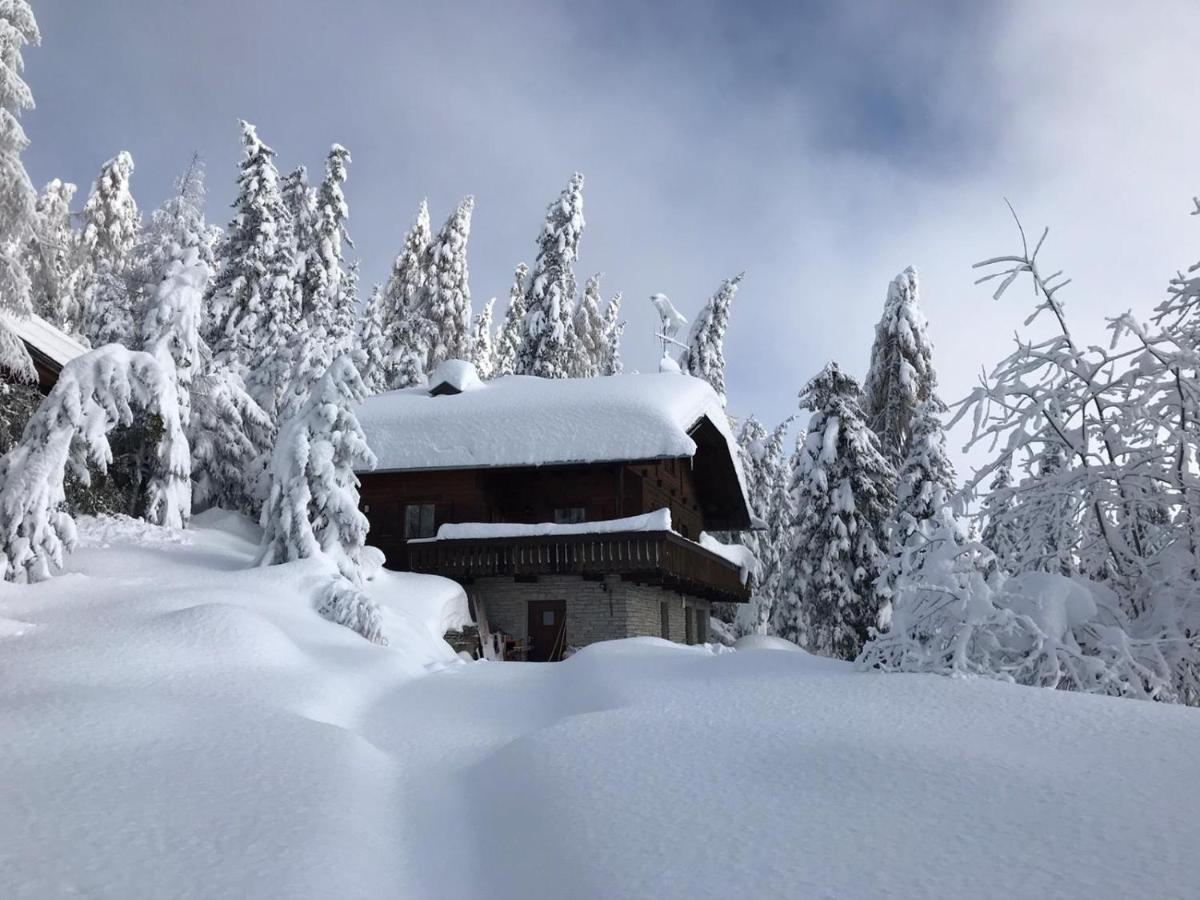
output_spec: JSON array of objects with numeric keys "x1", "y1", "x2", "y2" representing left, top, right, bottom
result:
[
  {"x1": 0, "y1": 345, "x2": 190, "y2": 582},
  {"x1": 860, "y1": 520, "x2": 1182, "y2": 701},
  {"x1": 257, "y1": 355, "x2": 376, "y2": 582}
]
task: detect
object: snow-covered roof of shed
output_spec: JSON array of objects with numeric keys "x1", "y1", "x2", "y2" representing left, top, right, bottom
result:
[
  {"x1": 0, "y1": 312, "x2": 87, "y2": 367},
  {"x1": 358, "y1": 372, "x2": 739, "y2": 475},
  {"x1": 427, "y1": 359, "x2": 483, "y2": 395}
]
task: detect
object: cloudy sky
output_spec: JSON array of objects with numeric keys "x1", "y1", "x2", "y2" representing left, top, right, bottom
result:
[{"x1": 23, "y1": 1, "x2": 1200, "y2": 473}]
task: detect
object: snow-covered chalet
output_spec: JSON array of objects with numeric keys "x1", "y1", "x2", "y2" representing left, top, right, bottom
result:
[
  {"x1": 356, "y1": 360, "x2": 755, "y2": 661},
  {"x1": 0, "y1": 312, "x2": 87, "y2": 392}
]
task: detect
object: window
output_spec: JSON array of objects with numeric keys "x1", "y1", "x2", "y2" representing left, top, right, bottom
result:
[
  {"x1": 542, "y1": 610, "x2": 555, "y2": 626},
  {"x1": 553, "y1": 507, "x2": 586, "y2": 525},
  {"x1": 404, "y1": 503, "x2": 436, "y2": 539}
]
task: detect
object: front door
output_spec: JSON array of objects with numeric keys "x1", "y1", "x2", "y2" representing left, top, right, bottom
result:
[{"x1": 527, "y1": 600, "x2": 567, "y2": 662}]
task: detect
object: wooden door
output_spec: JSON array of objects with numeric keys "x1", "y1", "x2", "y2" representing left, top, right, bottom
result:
[{"x1": 527, "y1": 600, "x2": 567, "y2": 662}]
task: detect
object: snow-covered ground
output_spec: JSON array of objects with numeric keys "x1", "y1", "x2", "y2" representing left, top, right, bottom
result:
[{"x1": 1, "y1": 515, "x2": 1197, "y2": 899}]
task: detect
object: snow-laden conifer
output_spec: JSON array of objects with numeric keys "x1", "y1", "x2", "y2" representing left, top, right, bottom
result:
[
  {"x1": 679, "y1": 272, "x2": 743, "y2": 405},
  {"x1": 599, "y1": 290, "x2": 624, "y2": 375},
  {"x1": 376, "y1": 200, "x2": 432, "y2": 389},
  {"x1": 0, "y1": 345, "x2": 190, "y2": 582},
  {"x1": 299, "y1": 146, "x2": 351, "y2": 342},
  {"x1": 129, "y1": 156, "x2": 218, "y2": 336},
  {"x1": 979, "y1": 464, "x2": 1020, "y2": 569},
  {"x1": 189, "y1": 368, "x2": 273, "y2": 515},
  {"x1": 206, "y1": 121, "x2": 295, "y2": 415},
  {"x1": 0, "y1": 0, "x2": 42, "y2": 382},
  {"x1": 79, "y1": 151, "x2": 140, "y2": 347},
  {"x1": 423, "y1": 195, "x2": 474, "y2": 371},
  {"x1": 776, "y1": 362, "x2": 895, "y2": 658},
  {"x1": 492, "y1": 262, "x2": 528, "y2": 378},
  {"x1": 518, "y1": 173, "x2": 584, "y2": 378},
  {"x1": 471, "y1": 297, "x2": 496, "y2": 380},
  {"x1": 358, "y1": 282, "x2": 389, "y2": 393},
  {"x1": 25, "y1": 178, "x2": 81, "y2": 332},
  {"x1": 142, "y1": 245, "x2": 207, "y2": 426},
  {"x1": 572, "y1": 272, "x2": 606, "y2": 377},
  {"x1": 862, "y1": 266, "x2": 938, "y2": 467},
  {"x1": 257, "y1": 354, "x2": 376, "y2": 583}
]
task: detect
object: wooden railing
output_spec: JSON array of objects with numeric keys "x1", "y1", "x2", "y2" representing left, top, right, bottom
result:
[{"x1": 406, "y1": 530, "x2": 750, "y2": 604}]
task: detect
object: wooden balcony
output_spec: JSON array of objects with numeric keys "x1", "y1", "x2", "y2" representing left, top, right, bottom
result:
[{"x1": 406, "y1": 530, "x2": 751, "y2": 605}]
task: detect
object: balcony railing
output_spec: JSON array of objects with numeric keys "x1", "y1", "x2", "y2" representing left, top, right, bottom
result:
[{"x1": 405, "y1": 530, "x2": 750, "y2": 604}]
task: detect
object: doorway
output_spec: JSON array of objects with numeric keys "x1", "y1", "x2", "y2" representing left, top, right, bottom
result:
[{"x1": 527, "y1": 600, "x2": 567, "y2": 662}]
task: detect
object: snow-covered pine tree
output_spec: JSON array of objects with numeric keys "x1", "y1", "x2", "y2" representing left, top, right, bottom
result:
[
  {"x1": 128, "y1": 155, "x2": 218, "y2": 336},
  {"x1": 206, "y1": 121, "x2": 295, "y2": 415},
  {"x1": 878, "y1": 397, "x2": 959, "y2": 604},
  {"x1": 189, "y1": 367, "x2": 274, "y2": 515},
  {"x1": 423, "y1": 195, "x2": 474, "y2": 372},
  {"x1": 728, "y1": 415, "x2": 793, "y2": 635},
  {"x1": 358, "y1": 282, "x2": 389, "y2": 393},
  {"x1": 142, "y1": 245, "x2": 207, "y2": 426},
  {"x1": 1006, "y1": 439, "x2": 1082, "y2": 577},
  {"x1": 280, "y1": 164, "x2": 314, "y2": 324},
  {"x1": 471, "y1": 297, "x2": 496, "y2": 380},
  {"x1": 599, "y1": 290, "x2": 624, "y2": 375},
  {"x1": 0, "y1": 0, "x2": 42, "y2": 383},
  {"x1": 679, "y1": 272, "x2": 743, "y2": 405},
  {"x1": 518, "y1": 173, "x2": 585, "y2": 379},
  {"x1": 0, "y1": 344, "x2": 190, "y2": 582},
  {"x1": 862, "y1": 266, "x2": 938, "y2": 467},
  {"x1": 572, "y1": 272, "x2": 606, "y2": 377},
  {"x1": 299, "y1": 145, "x2": 350, "y2": 341},
  {"x1": 257, "y1": 354, "x2": 377, "y2": 583},
  {"x1": 979, "y1": 463, "x2": 1020, "y2": 571},
  {"x1": 79, "y1": 151, "x2": 140, "y2": 348},
  {"x1": 882, "y1": 398, "x2": 956, "y2": 553},
  {"x1": 25, "y1": 178, "x2": 81, "y2": 332},
  {"x1": 776, "y1": 362, "x2": 896, "y2": 659},
  {"x1": 492, "y1": 262, "x2": 528, "y2": 378},
  {"x1": 333, "y1": 260, "x2": 359, "y2": 356},
  {"x1": 376, "y1": 200, "x2": 432, "y2": 389}
]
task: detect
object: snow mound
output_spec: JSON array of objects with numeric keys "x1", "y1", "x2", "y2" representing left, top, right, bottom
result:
[{"x1": 734, "y1": 633, "x2": 805, "y2": 652}]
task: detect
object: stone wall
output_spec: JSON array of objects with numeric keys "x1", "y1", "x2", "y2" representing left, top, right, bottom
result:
[{"x1": 468, "y1": 575, "x2": 713, "y2": 651}]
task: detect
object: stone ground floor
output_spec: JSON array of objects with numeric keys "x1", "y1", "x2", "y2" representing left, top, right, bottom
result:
[{"x1": 466, "y1": 574, "x2": 713, "y2": 661}]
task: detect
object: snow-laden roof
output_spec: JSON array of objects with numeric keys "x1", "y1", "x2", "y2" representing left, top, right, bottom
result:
[
  {"x1": 412, "y1": 509, "x2": 673, "y2": 543},
  {"x1": 428, "y1": 359, "x2": 483, "y2": 394},
  {"x1": 0, "y1": 312, "x2": 87, "y2": 367},
  {"x1": 357, "y1": 371, "x2": 739, "y2": 474}
]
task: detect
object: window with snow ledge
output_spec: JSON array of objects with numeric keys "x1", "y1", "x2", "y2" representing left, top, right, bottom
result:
[{"x1": 553, "y1": 507, "x2": 586, "y2": 525}]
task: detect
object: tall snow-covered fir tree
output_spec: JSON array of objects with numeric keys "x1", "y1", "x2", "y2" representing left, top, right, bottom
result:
[
  {"x1": 679, "y1": 272, "x2": 743, "y2": 405},
  {"x1": 517, "y1": 173, "x2": 584, "y2": 379},
  {"x1": 0, "y1": 0, "x2": 39, "y2": 385},
  {"x1": 471, "y1": 297, "x2": 496, "y2": 380},
  {"x1": 79, "y1": 151, "x2": 140, "y2": 348},
  {"x1": 258, "y1": 354, "x2": 376, "y2": 583},
  {"x1": 572, "y1": 272, "x2": 607, "y2": 377},
  {"x1": 375, "y1": 200, "x2": 432, "y2": 389},
  {"x1": 423, "y1": 195, "x2": 474, "y2": 371},
  {"x1": 141, "y1": 245, "x2": 207, "y2": 427},
  {"x1": 979, "y1": 463, "x2": 1020, "y2": 571},
  {"x1": 205, "y1": 121, "x2": 295, "y2": 416},
  {"x1": 599, "y1": 290, "x2": 624, "y2": 375},
  {"x1": 25, "y1": 178, "x2": 80, "y2": 332},
  {"x1": 492, "y1": 262, "x2": 528, "y2": 378},
  {"x1": 280, "y1": 164, "x2": 314, "y2": 323},
  {"x1": 862, "y1": 266, "x2": 938, "y2": 467},
  {"x1": 358, "y1": 282, "x2": 388, "y2": 393},
  {"x1": 775, "y1": 362, "x2": 896, "y2": 659},
  {"x1": 129, "y1": 156, "x2": 218, "y2": 339}
]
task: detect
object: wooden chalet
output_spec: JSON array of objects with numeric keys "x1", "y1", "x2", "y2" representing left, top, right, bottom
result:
[
  {"x1": 356, "y1": 360, "x2": 755, "y2": 661},
  {"x1": 0, "y1": 312, "x2": 87, "y2": 392}
]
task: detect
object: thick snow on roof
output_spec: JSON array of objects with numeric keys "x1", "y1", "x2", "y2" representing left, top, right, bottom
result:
[
  {"x1": 0, "y1": 312, "x2": 87, "y2": 367},
  {"x1": 427, "y1": 359, "x2": 483, "y2": 393},
  {"x1": 413, "y1": 509, "x2": 673, "y2": 542},
  {"x1": 357, "y1": 371, "x2": 739, "y2": 473}
]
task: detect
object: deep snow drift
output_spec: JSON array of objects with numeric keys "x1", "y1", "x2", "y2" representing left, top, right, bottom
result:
[{"x1": 1, "y1": 515, "x2": 1197, "y2": 899}]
